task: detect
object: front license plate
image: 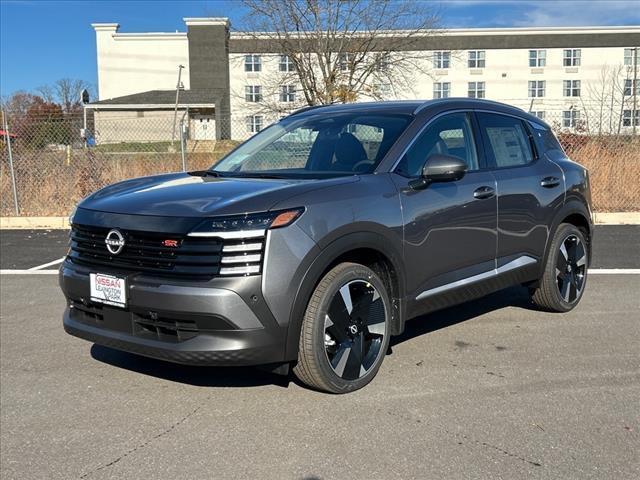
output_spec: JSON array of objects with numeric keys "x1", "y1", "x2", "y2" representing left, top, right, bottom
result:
[{"x1": 90, "y1": 273, "x2": 127, "y2": 308}]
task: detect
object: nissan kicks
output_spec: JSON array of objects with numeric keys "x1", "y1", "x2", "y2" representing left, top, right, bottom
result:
[{"x1": 61, "y1": 99, "x2": 592, "y2": 393}]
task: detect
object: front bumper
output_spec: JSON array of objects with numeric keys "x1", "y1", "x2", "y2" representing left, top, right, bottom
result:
[{"x1": 60, "y1": 260, "x2": 287, "y2": 366}]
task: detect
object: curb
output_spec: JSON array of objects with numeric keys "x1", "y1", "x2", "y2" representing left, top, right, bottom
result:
[{"x1": 1, "y1": 213, "x2": 639, "y2": 230}]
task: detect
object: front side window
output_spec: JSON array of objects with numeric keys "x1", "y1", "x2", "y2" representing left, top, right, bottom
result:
[
  {"x1": 246, "y1": 115, "x2": 263, "y2": 134},
  {"x1": 245, "y1": 85, "x2": 262, "y2": 102},
  {"x1": 468, "y1": 50, "x2": 486, "y2": 68},
  {"x1": 279, "y1": 85, "x2": 296, "y2": 102},
  {"x1": 563, "y1": 49, "x2": 581, "y2": 66},
  {"x1": 433, "y1": 51, "x2": 451, "y2": 69},
  {"x1": 468, "y1": 82, "x2": 485, "y2": 98},
  {"x1": 433, "y1": 82, "x2": 450, "y2": 99},
  {"x1": 563, "y1": 110, "x2": 580, "y2": 128},
  {"x1": 213, "y1": 112, "x2": 412, "y2": 177},
  {"x1": 529, "y1": 49, "x2": 546, "y2": 67},
  {"x1": 245, "y1": 55, "x2": 262, "y2": 72},
  {"x1": 395, "y1": 113, "x2": 479, "y2": 177},
  {"x1": 477, "y1": 113, "x2": 534, "y2": 168},
  {"x1": 563, "y1": 80, "x2": 581, "y2": 97},
  {"x1": 528, "y1": 80, "x2": 545, "y2": 97}
]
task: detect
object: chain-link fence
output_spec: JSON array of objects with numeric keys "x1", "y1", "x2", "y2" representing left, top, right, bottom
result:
[{"x1": 1, "y1": 104, "x2": 638, "y2": 216}]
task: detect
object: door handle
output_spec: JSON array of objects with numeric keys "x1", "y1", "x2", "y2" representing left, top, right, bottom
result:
[
  {"x1": 473, "y1": 186, "x2": 495, "y2": 199},
  {"x1": 540, "y1": 176, "x2": 561, "y2": 188}
]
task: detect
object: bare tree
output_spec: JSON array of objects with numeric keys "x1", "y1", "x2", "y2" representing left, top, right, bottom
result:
[
  {"x1": 238, "y1": 0, "x2": 441, "y2": 108},
  {"x1": 52, "y1": 78, "x2": 93, "y2": 113},
  {"x1": 584, "y1": 64, "x2": 630, "y2": 134}
]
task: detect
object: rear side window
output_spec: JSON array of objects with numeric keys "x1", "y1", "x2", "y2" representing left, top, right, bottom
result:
[
  {"x1": 530, "y1": 123, "x2": 565, "y2": 155},
  {"x1": 477, "y1": 113, "x2": 534, "y2": 168}
]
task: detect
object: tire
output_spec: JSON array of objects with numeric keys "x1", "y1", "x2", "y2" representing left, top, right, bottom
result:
[
  {"x1": 531, "y1": 223, "x2": 589, "y2": 312},
  {"x1": 293, "y1": 262, "x2": 391, "y2": 393}
]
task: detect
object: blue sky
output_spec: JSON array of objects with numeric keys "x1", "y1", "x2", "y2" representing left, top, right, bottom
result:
[{"x1": 1, "y1": 0, "x2": 639, "y2": 98}]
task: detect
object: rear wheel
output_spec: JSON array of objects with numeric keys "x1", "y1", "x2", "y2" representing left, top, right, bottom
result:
[
  {"x1": 293, "y1": 262, "x2": 391, "y2": 393},
  {"x1": 531, "y1": 223, "x2": 588, "y2": 312}
]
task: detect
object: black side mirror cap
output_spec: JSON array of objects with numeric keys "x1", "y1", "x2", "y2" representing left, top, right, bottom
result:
[{"x1": 409, "y1": 154, "x2": 467, "y2": 190}]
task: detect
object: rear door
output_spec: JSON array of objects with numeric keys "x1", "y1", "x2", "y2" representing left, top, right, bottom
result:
[{"x1": 475, "y1": 112, "x2": 564, "y2": 272}]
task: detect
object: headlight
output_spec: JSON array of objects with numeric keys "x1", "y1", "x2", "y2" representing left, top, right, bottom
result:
[
  {"x1": 187, "y1": 208, "x2": 304, "y2": 239},
  {"x1": 187, "y1": 208, "x2": 304, "y2": 276},
  {"x1": 68, "y1": 206, "x2": 77, "y2": 226}
]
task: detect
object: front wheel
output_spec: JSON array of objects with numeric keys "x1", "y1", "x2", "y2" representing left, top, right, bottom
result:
[
  {"x1": 293, "y1": 262, "x2": 391, "y2": 393},
  {"x1": 531, "y1": 223, "x2": 589, "y2": 312}
]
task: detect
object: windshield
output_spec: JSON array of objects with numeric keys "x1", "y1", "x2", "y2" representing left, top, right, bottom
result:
[{"x1": 212, "y1": 112, "x2": 412, "y2": 178}]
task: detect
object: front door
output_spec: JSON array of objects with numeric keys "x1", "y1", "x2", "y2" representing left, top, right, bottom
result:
[{"x1": 392, "y1": 112, "x2": 498, "y2": 317}]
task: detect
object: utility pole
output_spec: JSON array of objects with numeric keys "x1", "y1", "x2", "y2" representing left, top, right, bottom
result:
[
  {"x1": 171, "y1": 64, "x2": 185, "y2": 143},
  {"x1": 633, "y1": 47, "x2": 638, "y2": 135}
]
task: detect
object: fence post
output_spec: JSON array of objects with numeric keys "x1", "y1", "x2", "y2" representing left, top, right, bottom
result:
[
  {"x1": 179, "y1": 118, "x2": 187, "y2": 172},
  {"x1": 2, "y1": 108, "x2": 20, "y2": 215}
]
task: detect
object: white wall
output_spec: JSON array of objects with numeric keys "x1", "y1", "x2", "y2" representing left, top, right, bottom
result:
[{"x1": 93, "y1": 24, "x2": 190, "y2": 100}]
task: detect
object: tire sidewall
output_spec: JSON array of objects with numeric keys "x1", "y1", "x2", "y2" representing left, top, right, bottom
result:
[
  {"x1": 309, "y1": 264, "x2": 392, "y2": 393},
  {"x1": 547, "y1": 224, "x2": 589, "y2": 311}
]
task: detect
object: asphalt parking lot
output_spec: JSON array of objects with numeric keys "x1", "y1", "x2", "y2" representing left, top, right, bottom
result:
[{"x1": 1, "y1": 226, "x2": 639, "y2": 479}]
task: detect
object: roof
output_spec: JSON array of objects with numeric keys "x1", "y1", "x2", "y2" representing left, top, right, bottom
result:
[{"x1": 87, "y1": 89, "x2": 222, "y2": 108}]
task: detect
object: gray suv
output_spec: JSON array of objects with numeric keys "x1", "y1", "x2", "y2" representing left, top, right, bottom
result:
[{"x1": 60, "y1": 99, "x2": 592, "y2": 393}]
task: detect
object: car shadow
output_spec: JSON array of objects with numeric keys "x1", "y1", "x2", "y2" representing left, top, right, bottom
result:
[
  {"x1": 90, "y1": 344, "x2": 291, "y2": 389},
  {"x1": 90, "y1": 285, "x2": 535, "y2": 388},
  {"x1": 390, "y1": 285, "x2": 534, "y2": 348}
]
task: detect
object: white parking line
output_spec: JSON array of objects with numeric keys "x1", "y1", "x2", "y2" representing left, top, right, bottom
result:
[
  {"x1": 1, "y1": 268, "x2": 639, "y2": 276},
  {"x1": 27, "y1": 257, "x2": 65, "y2": 271}
]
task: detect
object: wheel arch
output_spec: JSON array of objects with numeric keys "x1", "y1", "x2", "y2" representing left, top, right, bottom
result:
[{"x1": 283, "y1": 231, "x2": 406, "y2": 361}]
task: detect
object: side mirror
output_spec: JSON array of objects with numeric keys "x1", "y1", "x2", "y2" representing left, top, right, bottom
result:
[
  {"x1": 422, "y1": 154, "x2": 467, "y2": 182},
  {"x1": 408, "y1": 154, "x2": 467, "y2": 190}
]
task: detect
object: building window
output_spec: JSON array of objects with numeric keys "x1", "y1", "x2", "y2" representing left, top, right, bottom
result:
[
  {"x1": 339, "y1": 53, "x2": 354, "y2": 71},
  {"x1": 622, "y1": 110, "x2": 640, "y2": 126},
  {"x1": 246, "y1": 115, "x2": 263, "y2": 133},
  {"x1": 563, "y1": 110, "x2": 580, "y2": 128},
  {"x1": 374, "y1": 83, "x2": 392, "y2": 98},
  {"x1": 279, "y1": 55, "x2": 295, "y2": 72},
  {"x1": 245, "y1": 55, "x2": 262, "y2": 72},
  {"x1": 433, "y1": 82, "x2": 450, "y2": 99},
  {"x1": 279, "y1": 85, "x2": 296, "y2": 102},
  {"x1": 245, "y1": 85, "x2": 262, "y2": 102},
  {"x1": 563, "y1": 80, "x2": 581, "y2": 97},
  {"x1": 468, "y1": 50, "x2": 486, "y2": 68},
  {"x1": 468, "y1": 82, "x2": 485, "y2": 98},
  {"x1": 376, "y1": 53, "x2": 391, "y2": 71},
  {"x1": 624, "y1": 48, "x2": 637, "y2": 66},
  {"x1": 531, "y1": 111, "x2": 545, "y2": 120},
  {"x1": 624, "y1": 79, "x2": 640, "y2": 96},
  {"x1": 528, "y1": 80, "x2": 546, "y2": 97},
  {"x1": 433, "y1": 51, "x2": 451, "y2": 69},
  {"x1": 563, "y1": 49, "x2": 581, "y2": 66},
  {"x1": 529, "y1": 49, "x2": 546, "y2": 67}
]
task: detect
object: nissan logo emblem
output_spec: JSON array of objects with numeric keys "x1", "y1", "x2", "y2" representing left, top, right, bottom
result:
[{"x1": 105, "y1": 229, "x2": 125, "y2": 255}]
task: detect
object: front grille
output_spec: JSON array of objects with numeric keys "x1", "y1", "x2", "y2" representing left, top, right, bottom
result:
[
  {"x1": 69, "y1": 224, "x2": 224, "y2": 278},
  {"x1": 68, "y1": 223, "x2": 267, "y2": 279}
]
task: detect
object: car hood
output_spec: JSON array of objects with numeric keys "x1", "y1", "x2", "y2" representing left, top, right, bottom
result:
[{"x1": 79, "y1": 172, "x2": 358, "y2": 217}]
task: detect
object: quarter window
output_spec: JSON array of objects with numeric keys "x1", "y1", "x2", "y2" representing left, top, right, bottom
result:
[
  {"x1": 433, "y1": 82, "x2": 450, "y2": 99},
  {"x1": 528, "y1": 80, "x2": 545, "y2": 97},
  {"x1": 468, "y1": 50, "x2": 486, "y2": 68},
  {"x1": 245, "y1": 55, "x2": 262, "y2": 72},
  {"x1": 433, "y1": 51, "x2": 451, "y2": 69},
  {"x1": 395, "y1": 113, "x2": 479, "y2": 176},
  {"x1": 563, "y1": 49, "x2": 581, "y2": 66},
  {"x1": 529, "y1": 49, "x2": 546, "y2": 67},
  {"x1": 468, "y1": 82, "x2": 485, "y2": 98},
  {"x1": 563, "y1": 80, "x2": 581, "y2": 97},
  {"x1": 477, "y1": 113, "x2": 534, "y2": 168}
]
